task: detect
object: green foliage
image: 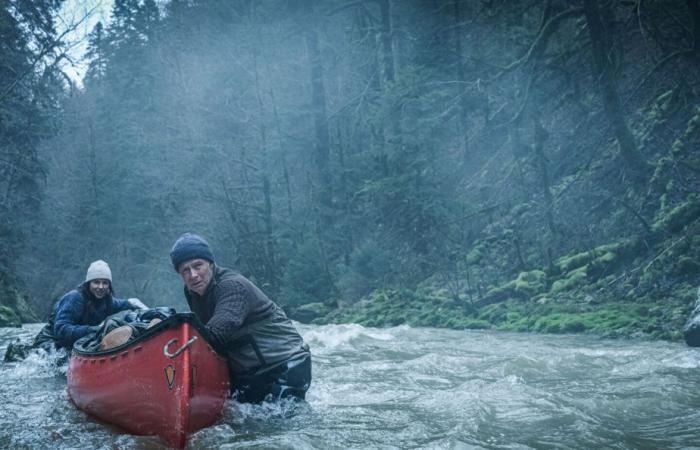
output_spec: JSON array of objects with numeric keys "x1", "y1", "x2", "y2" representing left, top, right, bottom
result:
[
  {"x1": 279, "y1": 238, "x2": 337, "y2": 308},
  {"x1": 0, "y1": 0, "x2": 65, "y2": 314},
  {"x1": 2, "y1": 0, "x2": 697, "y2": 347},
  {"x1": 335, "y1": 238, "x2": 394, "y2": 301}
]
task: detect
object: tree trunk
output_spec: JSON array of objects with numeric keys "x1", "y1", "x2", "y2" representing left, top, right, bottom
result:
[
  {"x1": 533, "y1": 114, "x2": 555, "y2": 236},
  {"x1": 305, "y1": 27, "x2": 333, "y2": 222},
  {"x1": 377, "y1": 0, "x2": 401, "y2": 145},
  {"x1": 453, "y1": 0, "x2": 470, "y2": 165},
  {"x1": 378, "y1": 0, "x2": 395, "y2": 85},
  {"x1": 583, "y1": 0, "x2": 647, "y2": 176},
  {"x1": 532, "y1": 111, "x2": 556, "y2": 269},
  {"x1": 688, "y1": 0, "x2": 700, "y2": 54}
]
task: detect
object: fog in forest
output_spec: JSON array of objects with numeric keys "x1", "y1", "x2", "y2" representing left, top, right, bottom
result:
[{"x1": 2, "y1": 0, "x2": 699, "y2": 338}]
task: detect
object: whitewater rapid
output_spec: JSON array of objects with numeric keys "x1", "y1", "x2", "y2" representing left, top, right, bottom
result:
[{"x1": 1, "y1": 322, "x2": 699, "y2": 449}]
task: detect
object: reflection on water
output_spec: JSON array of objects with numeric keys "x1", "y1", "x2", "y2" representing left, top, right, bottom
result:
[{"x1": 2, "y1": 323, "x2": 700, "y2": 449}]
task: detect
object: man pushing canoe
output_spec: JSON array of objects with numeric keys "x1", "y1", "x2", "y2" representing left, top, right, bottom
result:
[{"x1": 170, "y1": 233, "x2": 312, "y2": 403}]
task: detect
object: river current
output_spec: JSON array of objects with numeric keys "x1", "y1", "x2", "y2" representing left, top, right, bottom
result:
[{"x1": 1, "y1": 322, "x2": 699, "y2": 449}]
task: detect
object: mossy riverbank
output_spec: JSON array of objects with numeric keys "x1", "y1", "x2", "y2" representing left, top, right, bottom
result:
[
  {"x1": 308, "y1": 191, "x2": 700, "y2": 341},
  {"x1": 306, "y1": 100, "x2": 700, "y2": 342},
  {"x1": 316, "y1": 282, "x2": 694, "y2": 341}
]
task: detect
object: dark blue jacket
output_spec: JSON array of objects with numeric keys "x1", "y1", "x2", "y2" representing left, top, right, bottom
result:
[{"x1": 52, "y1": 283, "x2": 134, "y2": 349}]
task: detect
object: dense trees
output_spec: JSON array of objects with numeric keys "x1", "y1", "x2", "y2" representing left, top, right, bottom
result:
[
  {"x1": 0, "y1": 0, "x2": 68, "y2": 323},
  {"x1": 3, "y1": 0, "x2": 699, "y2": 338}
]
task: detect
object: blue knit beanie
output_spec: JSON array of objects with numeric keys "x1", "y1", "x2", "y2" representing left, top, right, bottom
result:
[{"x1": 170, "y1": 233, "x2": 215, "y2": 271}]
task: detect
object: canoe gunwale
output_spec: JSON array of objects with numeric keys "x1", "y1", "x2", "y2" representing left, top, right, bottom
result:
[{"x1": 71, "y1": 312, "x2": 223, "y2": 359}]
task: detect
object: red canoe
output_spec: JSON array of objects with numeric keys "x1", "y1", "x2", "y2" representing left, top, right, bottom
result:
[{"x1": 67, "y1": 313, "x2": 230, "y2": 448}]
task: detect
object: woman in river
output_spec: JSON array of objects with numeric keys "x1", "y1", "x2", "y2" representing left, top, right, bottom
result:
[{"x1": 4, "y1": 260, "x2": 142, "y2": 361}]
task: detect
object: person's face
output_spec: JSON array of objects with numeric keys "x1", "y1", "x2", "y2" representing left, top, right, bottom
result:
[
  {"x1": 178, "y1": 259, "x2": 214, "y2": 296},
  {"x1": 89, "y1": 279, "x2": 110, "y2": 299}
]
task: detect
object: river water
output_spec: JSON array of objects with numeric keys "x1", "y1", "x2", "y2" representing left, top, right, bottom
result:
[{"x1": 1, "y1": 322, "x2": 699, "y2": 449}]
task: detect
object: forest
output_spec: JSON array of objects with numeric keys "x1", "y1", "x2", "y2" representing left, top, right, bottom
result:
[{"x1": 1, "y1": 0, "x2": 699, "y2": 341}]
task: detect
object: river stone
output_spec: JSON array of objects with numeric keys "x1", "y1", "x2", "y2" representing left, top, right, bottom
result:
[
  {"x1": 682, "y1": 286, "x2": 700, "y2": 347},
  {"x1": 3, "y1": 340, "x2": 30, "y2": 362}
]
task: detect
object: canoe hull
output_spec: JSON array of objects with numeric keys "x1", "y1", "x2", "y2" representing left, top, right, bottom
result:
[{"x1": 67, "y1": 320, "x2": 229, "y2": 448}]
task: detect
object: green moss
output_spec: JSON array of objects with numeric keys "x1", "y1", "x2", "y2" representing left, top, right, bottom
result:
[
  {"x1": 554, "y1": 251, "x2": 590, "y2": 274},
  {"x1": 445, "y1": 317, "x2": 491, "y2": 330},
  {"x1": 484, "y1": 284, "x2": 514, "y2": 302},
  {"x1": 635, "y1": 88, "x2": 679, "y2": 149},
  {"x1": 596, "y1": 252, "x2": 616, "y2": 264},
  {"x1": 533, "y1": 314, "x2": 588, "y2": 334},
  {"x1": 0, "y1": 276, "x2": 37, "y2": 323},
  {"x1": 466, "y1": 247, "x2": 483, "y2": 265},
  {"x1": 291, "y1": 302, "x2": 333, "y2": 323},
  {"x1": 323, "y1": 235, "x2": 694, "y2": 341},
  {"x1": 550, "y1": 266, "x2": 588, "y2": 294},
  {"x1": 587, "y1": 250, "x2": 619, "y2": 280},
  {"x1": 483, "y1": 270, "x2": 547, "y2": 303},
  {"x1": 513, "y1": 270, "x2": 546, "y2": 297},
  {"x1": 553, "y1": 243, "x2": 622, "y2": 277},
  {"x1": 672, "y1": 106, "x2": 700, "y2": 156},
  {"x1": 506, "y1": 303, "x2": 660, "y2": 337},
  {"x1": 478, "y1": 303, "x2": 508, "y2": 323},
  {"x1": 676, "y1": 257, "x2": 700, "y2": 276},
  {"x1": 653, "y1": 194, "x2": 700, "y2": 233},
  {"x1": 496, "y1": 309, "x2": 537, "y2": 332},
  {"x1": 0, "y1": 305, "x2": 21, "y2": 327},
  {"x1": 551, "y1": 174, "x2": 577, "y2": 197},
  {"x1": 326, "y1": 287, "x2": 479, "y2": 329}
]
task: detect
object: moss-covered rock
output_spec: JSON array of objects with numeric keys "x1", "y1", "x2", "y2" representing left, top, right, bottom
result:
[
  {"x1": 634, "y1": 88, "x2": 680, "y2": 150},
  {"x1": 290, "y1": 302, "x2": 333, "y2": 323},
  {"x1": 551, "y1": 243, "x2": 622, "y2": 277},
  {"x1": 513, "y1": 270, "x2": 546, "y2": 297},
  {"x1": 322, "y1": 287, "x2": 484, "y2": 330},
  {"x1": 0, "y1": 275, "x2": 37, "y2": 325},
  {"x1": 653, "y1": 194, "x2": 700, "y2": 234},
  {"x1": 466, "y1": 245, "x2": 484, "y2": 265},
  {"x1": 481, "y1": 269, "x2": 547, "y2": 304},
  {"x1": 319, "y1": 180, "x2": 699, "y2": 342},
  {"x1": 671, "y1": 106, "x2": 700, "y2": 156},
  {"x1": 0, "y1": 305, "x2": 21, "y2": 327},
  {"x1": 550, "y1": 266, "x2": 588, "y2": 294},
  {"x1": 554, "y1": 251, "x2": 591, "y2": 275}
]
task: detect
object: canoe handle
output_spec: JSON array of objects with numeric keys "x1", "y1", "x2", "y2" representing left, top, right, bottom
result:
[{"x1": 163, "y1": 336, "x2": 198, "y2": 359}]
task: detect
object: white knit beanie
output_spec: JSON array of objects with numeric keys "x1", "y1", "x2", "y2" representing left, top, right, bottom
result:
[{"x1": 85, "y1": 260, "x2": 112, "y2": 283}]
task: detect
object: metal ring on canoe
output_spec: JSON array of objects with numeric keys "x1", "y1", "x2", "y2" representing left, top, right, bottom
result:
[{"x1": 163, "y1": 336, "x2": 198, "y2": 358}]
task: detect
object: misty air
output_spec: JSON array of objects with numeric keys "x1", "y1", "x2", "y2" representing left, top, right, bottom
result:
[{"x1": 1, "y1": 0, "x2": 700, "y2": 448}]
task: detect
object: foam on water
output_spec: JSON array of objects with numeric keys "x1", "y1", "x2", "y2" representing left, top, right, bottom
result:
[
  {"x1": 2, "y1": 323, "x2": 700, "y2": 449},
  {"x1": 301, "y1": 323, "x2": 395, "y2": 351}
]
